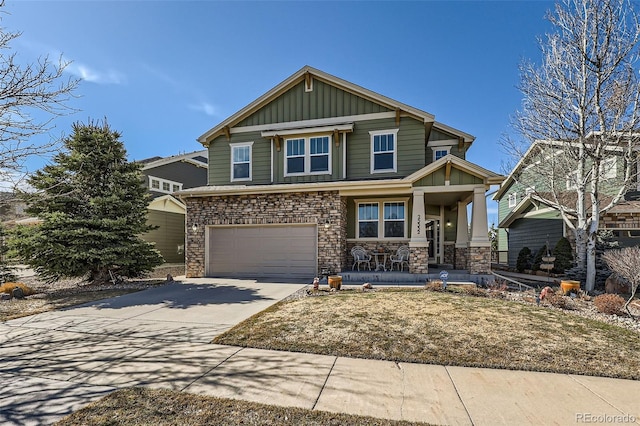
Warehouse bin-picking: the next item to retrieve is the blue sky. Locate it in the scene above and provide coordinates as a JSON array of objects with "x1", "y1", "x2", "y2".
[{"x1": 6, "y1": 0, "x2": 555, "y2": 223}]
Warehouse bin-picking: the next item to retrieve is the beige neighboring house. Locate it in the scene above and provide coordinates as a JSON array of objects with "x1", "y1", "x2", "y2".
[{"x1": 179, "y1": 66, "x2": 504, "y2": 280}]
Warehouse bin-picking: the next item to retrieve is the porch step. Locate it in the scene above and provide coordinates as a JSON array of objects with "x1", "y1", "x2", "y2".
[{"x1": 338, "y1": 271, "x2": 494, "y2": 285}]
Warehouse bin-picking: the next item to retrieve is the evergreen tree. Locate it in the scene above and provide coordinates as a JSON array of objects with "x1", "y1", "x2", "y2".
[
  {"x1": 531, "y1": 245, "x2": 548, "y2": 272},
  {"x1": 516, "y1": 247, "x2": 532, "y2": 273},
  {"x1": 0, "y1": 224, "x2": 16, "y2": 283},
  {"x1": 11, "y1": 120, "x2": 163, "y2": 282},
  {"x1": 552, "y1": 237, "x2": 573, "y2": 273}
]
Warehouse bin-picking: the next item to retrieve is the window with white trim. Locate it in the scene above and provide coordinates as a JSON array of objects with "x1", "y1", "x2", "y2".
[
  {"x1": 231, "y1": 142, "x2": 253, "y2": 181},
  {"x1": 148, "y1": 176, "x2": 183, "y2": 194},
  {"x1": 357, "y1": 200, "x2": 407, "y2": 239},
  {"x1": 508, "y1": 192, "x2": 517, "y2": 208},
  {"x1": 285, "y1": 136, "x2": 331, "y2": 176},
  {"x1": 370, "y1": 129, "x2": 398, "y2": 173},
  {"x1": 600, "y1": 157, "x2": 616, "y2": 180},
  {"x1": 433, "y1": 147, "x2": 450, "y2": 161}
]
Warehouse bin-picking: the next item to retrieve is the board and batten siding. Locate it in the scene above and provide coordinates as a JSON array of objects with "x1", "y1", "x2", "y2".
[
  {"x1": 346, "y1": 117, "x2": 425, "y2": 179},
  {"x1": 236, "y1": 80, "x2": 392, "y2": 127},
  {"x1": 507, "y1": 217, "x2": 563, "y2": 268},
  {"x1": 208, "y1": 131, "x2": 272, "y2": 185}
]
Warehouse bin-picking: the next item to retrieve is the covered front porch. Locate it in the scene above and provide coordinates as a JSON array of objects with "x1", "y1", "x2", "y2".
[{"x1": 340, "y1": 155, "x2": 500, "y2": 276}]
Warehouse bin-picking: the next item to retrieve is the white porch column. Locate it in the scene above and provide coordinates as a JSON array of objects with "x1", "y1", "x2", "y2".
[
  {"x1": 455, "y1": 200, "x2": 469, "y2": 247},
  {"x1": 410, "y1": 190, "x2": 428, "y2": 246},
  {"x1": 469, "y1": 186, "x2": 490, "y2": 246}
]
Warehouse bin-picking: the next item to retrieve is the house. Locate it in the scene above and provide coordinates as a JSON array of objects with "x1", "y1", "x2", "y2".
[
  {"x1": 180, "y1": 66, "x2": 503, "y2": 280},
  {"x1": 494, "y1": 138, "x2": 640, "y2": 268},
  {"x1": 138, "y1": 150, "x2": 208, "y2": 263}
]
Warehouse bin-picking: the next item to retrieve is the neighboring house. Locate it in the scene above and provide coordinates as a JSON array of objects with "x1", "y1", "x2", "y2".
[
  {"x1": 0, "y1": 192, "x2": 28, "y2": 224},
  {"x1": 138, "y1": 150, "x2": 208, "y2": 263},
  {"x1": 494, "y1": 139, "x2": 640, "y2": 268},
  {"x1": 180, "y1": 66, "x2": 503, "y2": 280}
]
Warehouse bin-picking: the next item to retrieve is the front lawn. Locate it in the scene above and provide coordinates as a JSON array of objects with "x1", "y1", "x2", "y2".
[
  {"x1": 214, "y1": 288, "x2": 640, "y2": 380},
  {"x1": 56, "y1": 388, "x2": 429, "y2": 426}
]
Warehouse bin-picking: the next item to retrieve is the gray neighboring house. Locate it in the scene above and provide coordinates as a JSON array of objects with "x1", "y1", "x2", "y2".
[{"x1": 139, "y1": 150, "x2": 208, "y2": 263}]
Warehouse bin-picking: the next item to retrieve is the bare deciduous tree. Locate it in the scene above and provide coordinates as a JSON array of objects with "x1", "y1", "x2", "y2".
[
  {"x1": 503, "y1": 0, "x2": 640, "y2": 292},
  {"x1": 0, "y1": 1, "x2": 79, "y2": 188},
  {"x1": 602, "y1": 247, "x2": 640, "y2": 316}
]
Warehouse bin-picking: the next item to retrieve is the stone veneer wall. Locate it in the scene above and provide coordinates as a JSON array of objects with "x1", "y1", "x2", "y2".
[
  {"x1": 455, "y1": 247, "x2": 468, "y2": 270},
  {"x1": 409, "y1": 246, "x2": 429, "y2": 274},
  {"x1": 444, "y1": 243, "x2": 455, "y2": 266},
  {"x1": 185, "y1": 191, "x2": 346, "y2": 278},
  {"x1": 468, "y1": 246, "x2": 491, "y2": 274}
]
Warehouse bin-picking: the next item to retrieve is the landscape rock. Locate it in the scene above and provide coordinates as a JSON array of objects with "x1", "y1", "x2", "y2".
[
  {"x1": 11, "y1": 287, "x2": 24, "y2": 299},
  {"x1": 1, "y1": 293, "x2": 10, "y2": 300}
]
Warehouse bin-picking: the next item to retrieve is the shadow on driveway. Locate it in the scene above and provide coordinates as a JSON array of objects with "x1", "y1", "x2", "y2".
[{"x1": 65, "y1": 283, "x2": 274, "y2": 311}]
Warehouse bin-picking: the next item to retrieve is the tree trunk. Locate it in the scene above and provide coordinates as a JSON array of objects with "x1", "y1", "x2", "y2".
[
  {"x1": 575, "y1": 227, "x2": 587, "y2": 272},
  {"x1": 585, "y1": 230, "x2": 597, "y2": 292}
]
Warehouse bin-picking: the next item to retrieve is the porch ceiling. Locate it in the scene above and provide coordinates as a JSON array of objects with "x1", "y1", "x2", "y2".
[{"x1": 423, "y1": 190, "x2": 472, "y2": 207}]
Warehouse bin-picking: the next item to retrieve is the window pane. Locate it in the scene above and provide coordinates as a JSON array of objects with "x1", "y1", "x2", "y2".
[
  {"x1": 359, "y1": 221, "x2": 378, "y2": 238},
  {"x1": 310, "y1": 137, "x2": 328, "y2": 154},
  {"x1": 384, "y1": 203, "x2": 404, "y2": 220},
  {"x1": 287, "y1": 157, "x2": 304, "y2": 174},
  {"x1": 172, "y1": 184, "x2": 180, "y2": 192},
  {"x1": 374, "y1": 152, "x2": 394, "y2": 170},
  {"x1": 162, "y1": 182, "x2": 170, "y2": 191},
  {"x1": 310, "y1": 155, "x2": 328, "y2": 172},
  {"x1": 287, "y1": 139, "x2": 305, "y2": 156},
  {"x1": 151, "y1": 180, "x2": 160, "y2": 189},
  {"x1": 233, "y1": 163, "x2": 249, "y2": 179},
  {"x1": 384, "y1": 221, "x2": 404, "y2": 238},
  {"x1": 358, "y1": 203, "x2": 378, "y2": 221},
  {"x1": 387, "y1": 134, "x2": 394, "y2": 151},
  {"x1": 435, "y1": 150, "x2": 447, "y2": 160},
  {"x1": 234, "y1": 146, "x2": 249, "y2": 162}
]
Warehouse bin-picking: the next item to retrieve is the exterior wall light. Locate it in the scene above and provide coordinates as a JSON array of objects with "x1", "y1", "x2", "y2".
[
  {"x1": 324, "y1": 219, "x2": 331, "y2": 229},
  {"x1": 191, "y1": 223, "x2": 198, "y2": 233}
]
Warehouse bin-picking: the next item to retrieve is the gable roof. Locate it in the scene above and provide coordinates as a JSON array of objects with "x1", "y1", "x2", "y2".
[
  {"x1": 406, "y1": 154, "x2": 504, "y2": 186},
  {"x1": 140, "y1": 150, "x2": 208, "y2": 171},
  {"x1": 197, "y1": 65, "x2": 474, "y2": 146}
]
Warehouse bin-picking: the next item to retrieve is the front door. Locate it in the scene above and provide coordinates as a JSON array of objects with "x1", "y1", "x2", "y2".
[{"x1": 425, "y1": 217, "x2": 441, "y2": 263}]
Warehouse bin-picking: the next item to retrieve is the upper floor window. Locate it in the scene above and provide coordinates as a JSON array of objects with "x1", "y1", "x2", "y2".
[
  {"x1": 508, "y1": 192, "x2": 517, "y2": 208},
  {"x1": 231, "y1": 142, "x2": 253, "y2": 181},
  {"x1": 285, "y1": 136, "x2": 331, "y2": 176},
  {"x1": 370, "y1": 129, "x2": 398, "y2": 173},
  {"x1": 148, "y1": 176, "x2": 182, "y2": 194},
  {"x1": 356, "y1": 200, "x2": 407, "y2": 239},
  {"x1": 433, "y1": 147, "x2": 450, "y2": 161}
]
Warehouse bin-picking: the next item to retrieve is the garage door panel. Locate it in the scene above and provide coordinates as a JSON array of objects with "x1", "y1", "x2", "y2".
[{"x1": 207, "y1": 225, "x2": 317, "y2": 279}]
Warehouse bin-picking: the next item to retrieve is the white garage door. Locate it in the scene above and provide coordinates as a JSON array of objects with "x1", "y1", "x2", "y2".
[{"x1": 206, "y1": 225, "x2": 317, "y2": 279}]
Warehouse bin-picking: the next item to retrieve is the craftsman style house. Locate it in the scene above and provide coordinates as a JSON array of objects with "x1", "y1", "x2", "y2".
[
  {"x1": 181, "y1": 66, "x2": 503, "y2": 279},
  {"x1": 494, "y1": 139, "x2": 640, "y2": 268},
  {"x1": 139, "y1": 150, "x2": 208, "y2": 263}
]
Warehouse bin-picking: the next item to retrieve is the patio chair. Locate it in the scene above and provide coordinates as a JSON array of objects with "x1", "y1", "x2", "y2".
[
  {"x1": 351, "y1": 246, "x2": 372, "y2": 271},
  {"x1": 389, "y1": 245, "x2": 410, "y2": 271}
]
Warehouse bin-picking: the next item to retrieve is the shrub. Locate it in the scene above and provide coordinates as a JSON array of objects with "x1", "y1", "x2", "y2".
[
  {"x1": 425, "y1": 280, "x2": 444, "y2": 291},
  {"x1": 552, "y1": 237, "x2": 573, "y2": 273},
  {"x1": 516, "y1": 247, "x2": 532, "y2": 272},
  {"x1": 463, "y1": 286, "x2": 487, "y2": 297},
  {"x1": 544, "y1": 293, "x2": 575, "y2": 310},
  {"x1": 593, "y1": 293, "x2": 626, "y2": 316}
]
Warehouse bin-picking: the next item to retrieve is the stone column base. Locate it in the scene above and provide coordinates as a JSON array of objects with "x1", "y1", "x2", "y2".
[
  {"x1": 410, "y1": 246, "x2": 429, "y2": 274},
  {"x1": 444, "y1": 243, "x2": 455, "y2": 265},
  {"x1": 455, "y1": 247, "x2": 468, "y2": 270},
  {"x1": 469, "y1": 246, "x2": 491, "y2": 274}
]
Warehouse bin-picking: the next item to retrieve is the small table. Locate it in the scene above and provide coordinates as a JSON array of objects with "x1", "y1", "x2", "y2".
[{"x1": 372, "y1": 252, "x2": 389, "y2": 271}]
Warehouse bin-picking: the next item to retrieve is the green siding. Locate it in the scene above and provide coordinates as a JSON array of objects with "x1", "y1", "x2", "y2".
[
  {"x1": 142, "y1": 210, "x2": 185, "y2": 264},
  {"x1": 347, "y1": 117, "x2": 425, "y2": 179},
  {"x1": 208, "y1": 132, "x2": 271, "y2": 185},
  {"x1": 508, "y1": 218, "x2": 563, "y2": 268},
  {"x1": 236, "y1": 80, "x2": 391, "y2": 126}
]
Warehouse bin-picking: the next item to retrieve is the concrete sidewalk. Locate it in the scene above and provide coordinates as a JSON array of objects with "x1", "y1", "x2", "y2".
[{"x1": 1, "y1": 279, "x2": 639, "y2": 425}]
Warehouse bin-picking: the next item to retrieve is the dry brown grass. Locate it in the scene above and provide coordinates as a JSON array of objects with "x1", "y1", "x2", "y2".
[
  {"x1": 56, "y1": 387, "x2": 430, "y2": 426},
  {"x1": 214, "y1": 288, "x2": 640, "y2": 380},
  {"x1": 0, "y1": 282, "x2": 35, "y2": 296}
]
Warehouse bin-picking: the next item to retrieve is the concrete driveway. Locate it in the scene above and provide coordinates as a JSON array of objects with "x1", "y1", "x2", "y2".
[{"x1": 0, "y1": 278, "x2": 306, "y2": 425}]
